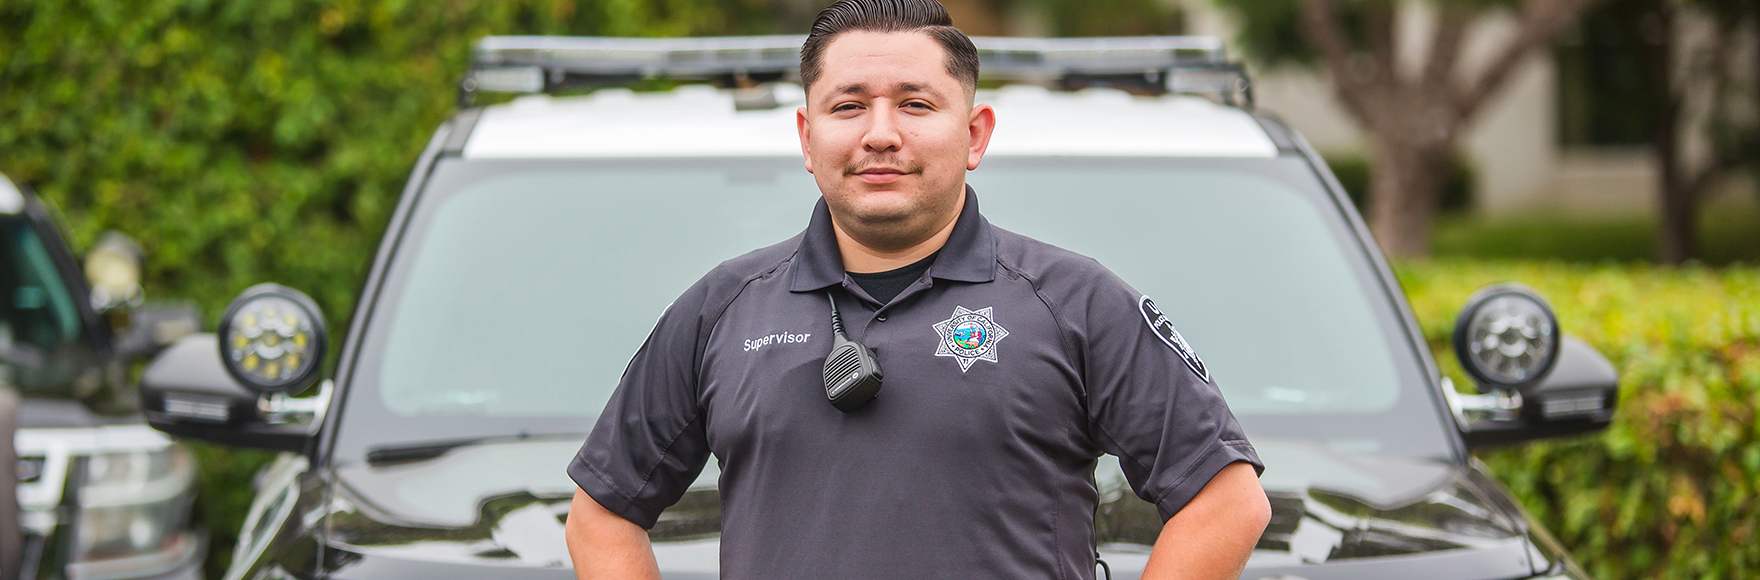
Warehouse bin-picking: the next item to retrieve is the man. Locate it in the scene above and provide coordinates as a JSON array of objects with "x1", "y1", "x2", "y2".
[{"x1": 565, "y1": 0, "x2": 1270, "y2": 578}]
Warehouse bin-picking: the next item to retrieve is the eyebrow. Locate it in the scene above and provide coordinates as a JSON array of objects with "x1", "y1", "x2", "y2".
[{"x1": 832, "y1": 81, "x2": 943, "y2": 99}]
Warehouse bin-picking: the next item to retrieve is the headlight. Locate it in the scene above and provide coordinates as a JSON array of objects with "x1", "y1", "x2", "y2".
[{"x1": 74, "y1": 445, "x2": 196, "y2": 564}]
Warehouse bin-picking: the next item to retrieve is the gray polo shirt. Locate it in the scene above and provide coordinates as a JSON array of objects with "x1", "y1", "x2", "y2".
[{"x1": 569, "y1": 187, "x2": 1261, "y2": 579}]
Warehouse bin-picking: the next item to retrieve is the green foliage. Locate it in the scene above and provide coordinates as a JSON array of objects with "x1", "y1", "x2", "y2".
[
  {"x1": 1323, "y1": 153, "x2": 1476, "y2": 214},
  {"x1": 0, "y1": 0, "x2": 776, "y2": 334},
  {"x1": 1208, "y1": 0, "x2": 1526, "y2": 69},
  {"x1": 1032, "y1": 0, "x2": 1183, "y2": 37},
  {"x1": 1398, "y1": 259, "x2": 1760, "y2": 580},
  {"x1": 186, "y1": 443, "x2": 275, "y2": 577},
  {"x1": 1205, "y1": 0, "x2": 1317, "y2": 68},
  {"x1": 0, "y1": 0, "x2": 778, "y2": 575},
  {"x1": 1432, "y1": 204, "x2": 1760, "y2": 265}
]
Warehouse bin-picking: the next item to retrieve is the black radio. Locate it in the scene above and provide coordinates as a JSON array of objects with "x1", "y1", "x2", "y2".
[{"x1": 823, "y1": 292, "x2": 883, "y2": 412}]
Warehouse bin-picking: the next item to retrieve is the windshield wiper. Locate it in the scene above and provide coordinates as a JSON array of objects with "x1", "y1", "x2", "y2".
[
  {"x1": 364, "y1": 431, "x2": 573, "y2": 467},
  {"x1": 365, "y1": 437, "x2": 496, "y2": 467}
]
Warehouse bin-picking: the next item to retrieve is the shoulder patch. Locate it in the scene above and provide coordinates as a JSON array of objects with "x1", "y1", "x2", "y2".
[{"x1": 1139, "y1": 296, "x2": 1210, "y2": 383}]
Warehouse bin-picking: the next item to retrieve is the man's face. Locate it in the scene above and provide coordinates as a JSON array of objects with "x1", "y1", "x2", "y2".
[{"x1": 797, "y1": 30, "x2": 995, "y2": 243}]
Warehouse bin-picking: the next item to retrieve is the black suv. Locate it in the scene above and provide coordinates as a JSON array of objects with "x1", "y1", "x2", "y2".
[
  {"x1": 0, "y1": 172, "x2": 205, "y2": 580},
  {"x1": 138, "y1": 36, "x2": 1613, "y2": 580}
]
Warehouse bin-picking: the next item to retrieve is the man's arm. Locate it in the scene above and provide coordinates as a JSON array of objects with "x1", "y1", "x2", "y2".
[
  {"x1": 1141, "y1": 462, "x2": 1270, "y2": 580},
  {"x1": 566, "y1": 488, "x2": 661, "y2": 580}
]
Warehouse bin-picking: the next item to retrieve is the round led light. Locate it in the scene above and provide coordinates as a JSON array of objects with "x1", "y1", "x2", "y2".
[
  {"x1": 217, "y1": 284, "x2": 327, "y2": 393},
  {"x1": 1452, "y1": 284, "x2": 1559, "y2": 392}
]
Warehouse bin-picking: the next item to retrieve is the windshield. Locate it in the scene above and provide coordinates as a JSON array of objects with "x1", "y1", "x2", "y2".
[
  {"x1": 0, "y1": 214, "x2": 100, "y2": 395},
  {"x1": 334, "y1": 156, "x2": 1448, "y2": 462}
]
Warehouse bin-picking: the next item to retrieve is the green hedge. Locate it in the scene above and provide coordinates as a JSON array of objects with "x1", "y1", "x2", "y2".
[
  {"x1": 0, "y1": 1, "x2": 775, "y2": 576},
  {"x1": 0, "y1": 0, "x2": 775, "y2": 335},
  {"x1": 1432, "y1": 206, "x2": 1760, "y2": 266},
  {"x1": 1398, "y1": 260, "x2": 1760, "y2": 580}
]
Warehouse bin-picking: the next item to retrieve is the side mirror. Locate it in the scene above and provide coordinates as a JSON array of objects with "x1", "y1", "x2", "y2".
[
  {"x1": 114, "y1": 301, "x2": 203, "y2": 361},
  {"x1": 1447, "y1": 284, "x2": 1619, "y2": 448},
  {"x1": 139, "y1": 284, "x2": 330, "y2": 453},
  {"x1": 84, "y1": 231, "x2": 145, "y2": 313}
]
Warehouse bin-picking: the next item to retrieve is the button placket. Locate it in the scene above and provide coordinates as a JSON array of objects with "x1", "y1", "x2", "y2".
[{"x1": 869, "y1": 275, "x2": 931, "y2": 325}]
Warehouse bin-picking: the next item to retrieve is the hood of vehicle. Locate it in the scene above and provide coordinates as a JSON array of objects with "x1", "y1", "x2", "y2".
[
  {"x1": 1213, "y1": 440, "x2": 1546, "y2": 579},
  {"x1": 321, "y1": 437, "x2": 1544, "y2": 580}
]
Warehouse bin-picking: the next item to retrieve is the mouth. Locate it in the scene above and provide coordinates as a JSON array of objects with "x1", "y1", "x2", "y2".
[{"x1": 848, "y1": 166, "x2": 914, "y2": 185}]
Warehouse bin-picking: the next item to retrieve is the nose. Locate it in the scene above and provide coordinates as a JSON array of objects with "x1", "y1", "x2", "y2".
[{"x1": 860, "y1": 102, "x2": 903, "y2": 153}]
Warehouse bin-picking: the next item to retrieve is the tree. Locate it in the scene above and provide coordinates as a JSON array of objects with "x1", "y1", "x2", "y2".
[
  {"x1": 1644, "y1": 0, "x2": 1758, "y2": 264},
  {"x1": 1214, "y1": 0, "x2": 1605, "y2": 258}
]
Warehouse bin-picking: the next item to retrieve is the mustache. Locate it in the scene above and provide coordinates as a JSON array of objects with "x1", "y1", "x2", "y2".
[{"x1": 843, "y1": 157, "x2": 923, "y2": 176}]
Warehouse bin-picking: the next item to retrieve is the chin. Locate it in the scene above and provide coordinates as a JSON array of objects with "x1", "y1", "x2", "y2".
[
  {"x1": 835, "y1": 188, "x2": 918, "y2": 217},
  {"x1": 844, "y1": 203, "x2": 917, "y2": 227}
]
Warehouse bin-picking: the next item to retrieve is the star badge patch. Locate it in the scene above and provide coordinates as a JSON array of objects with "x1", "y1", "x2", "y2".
[{"x1": 932, "y1": 305, "x2": 1010, "y2": 372}]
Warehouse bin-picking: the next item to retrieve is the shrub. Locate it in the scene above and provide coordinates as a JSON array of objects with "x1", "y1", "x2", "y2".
[
  {"x1": 0, "y1": 1, "x2": 776, "y2": 576},
  {"x1": 0, "y1": 0, "x2": 775, "y2": 335},
  {"x1": 1398, "y1": 259, "x2": 1760, "y2": 580},
  {"x1": 1431, "y1": 205, "x2": 1760, "y2": 266}
]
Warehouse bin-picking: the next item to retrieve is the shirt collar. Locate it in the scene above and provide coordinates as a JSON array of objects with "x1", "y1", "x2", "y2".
[{"x1": 789, "y1": 185, "x2": 996, "y2": 293}]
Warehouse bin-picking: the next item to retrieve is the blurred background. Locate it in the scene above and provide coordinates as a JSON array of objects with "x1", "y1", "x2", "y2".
[{"x1": 0, "y1": 0, "x2": 1756, "y2": 578}]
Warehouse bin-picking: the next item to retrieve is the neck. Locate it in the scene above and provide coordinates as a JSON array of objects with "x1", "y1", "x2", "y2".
[{"x1": 832, "y1": 191, "x2": 965, "y2": 274}]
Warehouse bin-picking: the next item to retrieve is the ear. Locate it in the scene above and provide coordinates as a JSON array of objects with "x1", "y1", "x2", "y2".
[
  {"x1": 966, "y1": 103, "x2": 997, "y2": 171},
  {"x1": 797, "y1": 106, "x2": 814, "y2": 174}
]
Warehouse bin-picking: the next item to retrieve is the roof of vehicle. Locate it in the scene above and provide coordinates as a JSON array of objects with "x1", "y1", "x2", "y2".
[
  {"x1": 0, "y1": 173, "x2": 24, "y2": 214},
  {"x1": 460, "y1": 83, "x2": 1281, "y2": 160}
]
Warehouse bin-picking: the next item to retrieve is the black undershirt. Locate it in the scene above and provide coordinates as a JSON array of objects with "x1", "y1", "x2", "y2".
[{"x1": 847, "y1": 251, "x2": 938, "y2": 304}]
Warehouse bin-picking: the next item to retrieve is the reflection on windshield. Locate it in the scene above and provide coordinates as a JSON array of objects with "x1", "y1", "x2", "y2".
[
  {"x1": 360, "y1": 157, "x2": 1444, "y2": 457},
  {"x1": 972, "y1": 166, "x2": 1402, "y2": 415},
  {"x1": 376, "y1": 165, "x2": 821, "y2": 418}
]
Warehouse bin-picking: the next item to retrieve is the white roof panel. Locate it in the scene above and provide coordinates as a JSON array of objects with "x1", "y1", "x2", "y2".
[
  {"x1": 462, "y1": 84, "x2": 1277, "y2": 160},
  {"x1": 0, "y1": 174, "x2": 23, "y2": 214}
]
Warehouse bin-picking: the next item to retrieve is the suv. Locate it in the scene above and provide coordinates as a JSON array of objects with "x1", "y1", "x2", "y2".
[
  {"x1": 0, "y1": 173, "x2": 205, "y2": 580},
  {"x1": 138, "y1": 36, "x2": 1615, "y2": 580}
]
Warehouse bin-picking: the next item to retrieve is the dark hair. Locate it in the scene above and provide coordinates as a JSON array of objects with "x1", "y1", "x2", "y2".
[{"x1": 799, "y1": 0, "x2": 980, "y2": 96}]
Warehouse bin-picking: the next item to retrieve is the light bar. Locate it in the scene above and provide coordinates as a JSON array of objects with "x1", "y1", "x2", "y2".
[
  {"x1": 473, "y1": 35, "x2": 806, "y2": 83},
  {"x1": 462, "y1": 35, "x2": 1249, "y2": 106},
  {"x1": 973, "y1": 36, "x2": 1225, "y2": 77}
]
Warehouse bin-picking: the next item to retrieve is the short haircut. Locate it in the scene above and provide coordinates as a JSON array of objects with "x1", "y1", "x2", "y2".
[{"x1": 798, "y1": 0, "x2": 980, "y2": 97}]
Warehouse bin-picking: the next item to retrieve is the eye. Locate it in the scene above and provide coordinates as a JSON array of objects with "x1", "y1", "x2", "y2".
[
  {"x1": 903, "y1": 101, "x2": 933, "y2": 111},
  {"x1": 833, "y1": 102, "x2": 863, "y2": 113}
]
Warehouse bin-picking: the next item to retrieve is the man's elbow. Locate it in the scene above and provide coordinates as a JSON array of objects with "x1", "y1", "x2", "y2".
[
  {"x1": 1216, "y1": 461, "x2": 1271, "y2": 539},
  {"x1": 566, "y1": 488, "x2": 660, "y2": 580},
  {"x1": 566, "y1": 488, "x2": 632, "y2": 546},
  {"x1": 1240, "y1": 478, "x2": 1271, "y2": 537}
]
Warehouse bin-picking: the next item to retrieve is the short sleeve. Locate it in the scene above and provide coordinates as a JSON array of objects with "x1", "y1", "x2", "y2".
[
  {"x1": 1079, "y1": 275, "x2": 1262, "y2": 522},
  {"x1": 567, "y1": 280, "x2": 714, "y2": 529}
]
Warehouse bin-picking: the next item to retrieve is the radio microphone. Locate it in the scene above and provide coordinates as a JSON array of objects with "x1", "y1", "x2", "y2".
[{"x1": 823, "y1": 292, "x2": 883, "y2": 412}]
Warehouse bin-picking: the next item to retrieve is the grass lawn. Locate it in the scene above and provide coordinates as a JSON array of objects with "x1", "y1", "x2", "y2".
[{"x1": 1430, "y1": 203, "x2": 1760, "y2": 265}]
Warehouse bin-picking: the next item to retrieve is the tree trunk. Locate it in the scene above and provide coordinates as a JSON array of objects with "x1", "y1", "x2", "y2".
[
  {"x1": 1651, "y1": 2, "x2": 1697, "y2": 264},
  {"x1": 1656, "y1": 132, "x2": 1698, "y2": 265},
  {"x1": 1367, "y1": 131, "x2": 1450, "y2": 259}
]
